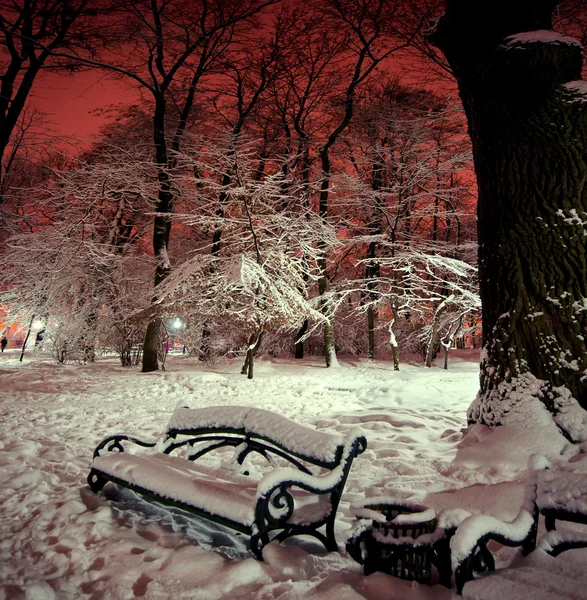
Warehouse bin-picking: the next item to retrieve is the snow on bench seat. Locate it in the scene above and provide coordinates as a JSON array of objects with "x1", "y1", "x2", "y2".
[
  {"x1": 536, "y1": 470, "x2": 587, "y2": 516},
  {"x1": 93, "y1": 452, "x2": 332, "y2": 528},
  {"x1": 166, "y1": 406, "x2": 346, "y2": 466}
]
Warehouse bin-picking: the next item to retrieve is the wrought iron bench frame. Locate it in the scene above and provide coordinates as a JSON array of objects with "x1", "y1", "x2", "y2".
[
  {"x1": 87, "y1": 408, "x2": 367, "y2": 559},
  {"x1": 452, "y1": 465, "x2": 587, "y2": 594}
]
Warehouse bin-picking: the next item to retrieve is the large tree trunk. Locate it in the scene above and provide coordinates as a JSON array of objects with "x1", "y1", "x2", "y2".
[
  {"x1": 430, "y1": 1, "x2": 587, "y2": 431},
  {"x1": 142, "y1": 96, "x2": 173, "y2": 372}
]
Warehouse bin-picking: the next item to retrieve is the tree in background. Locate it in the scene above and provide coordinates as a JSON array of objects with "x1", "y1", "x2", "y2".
[
  {"x1": 195, "y1": 19, "x2": 288, "y2": 361},
  {"x1": 0, "y1": 139, "x2": 155, "y2": 364},
  {"x1": 340, "y1": 81, "x2": 474, "y2": 362},
  {"x1": 264, "y1": 8, "x2": 345, "y2": 359},
  {"x1": 310, "y1": 0, "x2": 433, "y2": 368},
  {"x1": 0, "y1": 0, "x2": 486, "y2": 371},
  {"x1": 157, "y1": 143, "x2": 332, "y2": 376},
  {"x1": 0, "y1": 0, "x2": 104, "y2": 193},
  {"x1": 54, "y1": 0, "x2": 282, "y2": 372},
  {"x1": 429, "y1": 0, "x2": 587, "y2": 439}
]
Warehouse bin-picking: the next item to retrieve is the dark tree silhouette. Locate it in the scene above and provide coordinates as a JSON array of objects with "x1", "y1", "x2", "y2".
[
  {"x1": 0, "y1": 0, "x2": 96, "y2": 190},
  {"x1": 429, "y1": 0, "x2": 587, "y2": 432}
]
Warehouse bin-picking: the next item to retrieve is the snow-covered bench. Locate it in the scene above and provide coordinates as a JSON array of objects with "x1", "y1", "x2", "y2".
[
  {"x1": 451, "y1": 457, "x2": 587, "y2": 594},
  {"x1": 87, "y1": 405, "x2": 367, "y2": 558}
]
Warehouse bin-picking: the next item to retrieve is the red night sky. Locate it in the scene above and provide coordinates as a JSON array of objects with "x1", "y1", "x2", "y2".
[{"x1": 32, "y1": 69, "x2": 136, "y2": 142}]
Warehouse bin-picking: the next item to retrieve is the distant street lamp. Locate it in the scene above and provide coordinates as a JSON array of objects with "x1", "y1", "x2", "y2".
[
  {"x1": 31, "y1": 318, "x2": 44, "y2": 331},
  {"x1": 171, "y1": 317, "x2": 184, "y2": 331}
]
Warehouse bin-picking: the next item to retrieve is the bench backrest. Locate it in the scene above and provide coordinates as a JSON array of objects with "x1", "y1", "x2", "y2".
[{"x1": 165, "y1": 405, "x2": 352, "y2": 470}]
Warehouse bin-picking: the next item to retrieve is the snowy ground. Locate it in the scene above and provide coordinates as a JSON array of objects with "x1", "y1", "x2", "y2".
[{"x1": 1, "y1": 350, "x2": 587, "y2": 599}]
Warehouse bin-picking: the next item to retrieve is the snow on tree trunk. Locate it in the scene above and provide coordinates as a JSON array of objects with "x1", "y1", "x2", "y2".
[
  {"x1": 318, "y1": 240, "x2": 337, "y2": 367},
  {"x1": 389, "y1": 316, "x2": 400, "y2": 371},
  {"x1": 323, "y1": 320, "x2": 339, "y2": 368},
  {"x1": 442, "y1": 314, "x2": 464, "y2": 371},
  {"x1": 367, "y1": 304, "x2": 375, "y2": 362},
  {"x1": 241, "y1": 330, "x2": 264, "y2": 379},
  {"x1": 430, "y1": 1, "x2": 587, "y2": 432},
  {"x1": 425, "y1": 294, "x2": 455, "y2": 368}
]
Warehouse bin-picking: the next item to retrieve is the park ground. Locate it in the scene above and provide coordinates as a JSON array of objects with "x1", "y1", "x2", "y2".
[{"x1": 1, "y1": 350, "x2": 586, "y2": 599}]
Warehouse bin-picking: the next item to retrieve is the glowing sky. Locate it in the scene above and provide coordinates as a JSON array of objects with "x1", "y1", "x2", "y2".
[{"x1": 32, "y1": 70, "x2": 137, "y2": 142}]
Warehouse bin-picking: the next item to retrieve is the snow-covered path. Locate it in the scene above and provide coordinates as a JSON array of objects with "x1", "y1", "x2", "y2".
[{"x1": 0, "y1": 351, "x2": 582, "y2": 599}]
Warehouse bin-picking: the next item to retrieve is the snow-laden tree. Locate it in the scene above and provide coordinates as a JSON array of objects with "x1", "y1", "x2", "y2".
[
  {"x1": 328, "y1": 83, "x2": 475, "y2": 362},
  {"x1": 0, "y1": 144, "x2": 156, "y2": 364},
  {"x1": 57, "y1": 0, "x2": 283, "y2": 372},
  {"x1": 429, "y1": 0, "x2": 587, "y2": 439},
  {"x1": 326, "y1": 241, "x2": 480, "y2": 369},
  {"x1": 155, "y1": 142, "x2": 335, "y2": 376}
]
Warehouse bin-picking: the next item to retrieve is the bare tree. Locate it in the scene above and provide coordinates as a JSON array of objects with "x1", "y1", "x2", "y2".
[
  {"x1": 54, "y1": 0, "x2": 282, "y2": 371},
  {"x1": 0, "y1": 0, "x2": 101, "y2": 190},
  {"x1": 311, "y1": 0, "x2": 431, "y2": 367},
  {"x1": 0, "y1": 139, "x2": 155, "y2": 363},
  {"x1": 265, "y1": 8, "x2": 346, "y2": 359}
]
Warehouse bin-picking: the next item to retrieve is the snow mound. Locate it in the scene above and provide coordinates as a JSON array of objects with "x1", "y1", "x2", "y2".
[
  {"x1": 563, "y1": 81, "x2": 587, "y2": 104},
  {"x1": 504, "y1": 30, "x2": 582, "y2": 47}
]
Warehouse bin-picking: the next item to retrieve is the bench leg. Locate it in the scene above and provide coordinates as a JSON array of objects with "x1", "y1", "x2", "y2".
[
  {"x1": 325, "y1": 519, "x2": 338, "y2": 552},
  {"x1": 522, "y1": 520, "x2": 538, "y2": 555},
  {"x1": 251, "y1": 524, "x2": 336, "y2": 560},
  {"x1": 545, "y1": 514, "x2": 556, "y2": 531},
  {"x1": 249, "y1": 531, "x2": 270, "y2": 560},
  {"x1": 88, "y1": 470, "x2": 107, "y2": 493}
]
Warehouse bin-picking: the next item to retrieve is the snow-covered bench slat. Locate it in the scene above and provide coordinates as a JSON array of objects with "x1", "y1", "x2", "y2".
[
  {"x1": 535, "y1": 470, "x2": 587, "y2": 533},
  {"x1": 164, "y1": 406, "x2": 349, "y2": 469},
  {"x1": 87, "y1": 406, "x2": 367, "y2": 558}
]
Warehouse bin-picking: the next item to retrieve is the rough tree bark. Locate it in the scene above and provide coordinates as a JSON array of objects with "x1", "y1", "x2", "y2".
[
  {"x1": 142, "y1": 96, "x2": 173, "y2": 372},
  {"x1": 429, "y1": 0, "x2": 587, "y2": 431}
]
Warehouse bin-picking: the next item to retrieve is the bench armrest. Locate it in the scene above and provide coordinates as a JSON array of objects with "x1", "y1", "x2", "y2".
[
  {"x1": 255, "y1": 429, "x2": 366, "y2": 505},
  {"x1": 92, "y1": 434, "x2": 157, "y2": 459},
  {"x1": 257, "y1": 465, "x2": 345, "y2": 499},
  {"x1": 537, "y1": 529, "x2": 587, "y2": 557},
  {"x1": 252, "y1": 464, "x2": 348, "y2": 555},
  {"x1": 451, "y1": 508, "x2": 536, "y2": 594}
]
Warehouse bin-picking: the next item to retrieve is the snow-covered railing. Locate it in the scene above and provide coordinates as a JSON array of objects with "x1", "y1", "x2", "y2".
[{"x1": 87, "y1": 405, "x2": 367, "y2": 559}]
